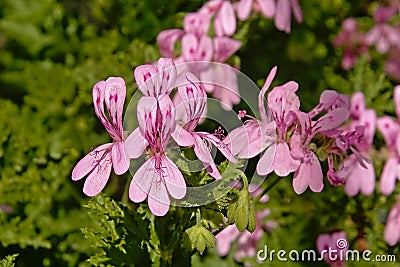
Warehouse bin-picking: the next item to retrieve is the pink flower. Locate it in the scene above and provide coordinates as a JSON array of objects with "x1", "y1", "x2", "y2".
[
  {"x1": 235, "y1": 0, "x2": 275, "y2": 20},
  {"x1": 340, "y1": 92, "x2": 376, "y2": 196},
  {"x1": 72, "y1": 77, "x2": 130, "y2": 196},
  {"x1": 172, "y1": 74, "x2": 237, "y2": 178},
  {"x1": 127, "y1": 95, "x2": 186, "y2": 216},
  {"x1": 180, "y1": 33, "x2": 214, "y2": 73},
  {"x1": 386, "y1": 48, "x2": 400, "y2": 81},
  {"x1": 333, "y1": 18, "x2": 368, "y2": 70},
  {"x1": 183, "y1": 12, "x2": 211, "y2": 38},
  {"x1": 222, "y1": 67, "x2": 278, "y2": 173},
  {"x1": 377, "y1": 85, "x2": 400, "y2": 195},
  {"x1": 200, "y1": 0, "x2": 236, "y2": 36},
  {"x1": 317, "y1": 231, "x2": 348, "y2": 267},
  {"x1": 384, "y1": 198, "x2": 400, "y2": 246},
  {"x1": 365, "y1": 6, "x2": 400, "y2": 54},
  {"x1": 134, "y1": 58, "x2": 177, "y2": 98},
  {"x1": 274, "y1": 0, "x2": 303, "y2": 33}
]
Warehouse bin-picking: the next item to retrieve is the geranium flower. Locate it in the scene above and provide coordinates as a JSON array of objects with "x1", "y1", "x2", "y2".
[
  {"x1": 72, "y1": 77, "x2": 130, "y2": 196},
  {"x1": 127, "y1": 95, "x2": 186, "y2": 216},
  {"x1": 317, "y1": 231, "x2": 348, "y2": 267},
  {"x1": 235, "y1": 0, "x2": 275, "y2": 21},
  {"x1": 384, "y1": 198, "x2": 400, "y2": 246},
  {"x1": 200, "y1": 0, "x2": 236, "y2": 36},
  {"x1": 274, "y1": 0, "x2": 303, "y2": 33}
]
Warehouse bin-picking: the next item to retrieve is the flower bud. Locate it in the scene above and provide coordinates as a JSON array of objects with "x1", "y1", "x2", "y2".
[
  {"x1": 183, "y1": 225, "x2": 215, "y2": 254},
  {"x1": 228, "y1": 189, "x2": 256, "y2": 232}
]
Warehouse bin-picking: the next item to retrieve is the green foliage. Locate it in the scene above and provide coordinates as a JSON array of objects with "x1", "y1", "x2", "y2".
[
  {"x1": 82, "y1": 195, "x2": 151, "y2": 266},
  {"x1": 0, "y1": 254, "x2": 18, "y2": 267}
]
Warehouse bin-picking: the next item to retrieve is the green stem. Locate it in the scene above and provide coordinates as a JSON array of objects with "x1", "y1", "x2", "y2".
[{"x1": 255, "y1": 174, "x2": 281, "y2": 202}]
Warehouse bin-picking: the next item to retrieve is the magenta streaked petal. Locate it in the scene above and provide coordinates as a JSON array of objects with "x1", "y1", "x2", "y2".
[
  {"x1": 104, "y1": 77, "x2": 126, "y2": 137},
  {"x1": 157, "y1": 58, "x2": 177, "y2": 95},
  {"x1": 193, "y1": 134, "x2": 213, "y2": 163},
  {"x1": 72, "y1": 143, "x2": 113, "y2": 181},
  {"x1": 134, "y1": 64, "x2": 158, "y2": 96},
  {"x1": 157, "y1": 29, "x2": 184, "y2": 58},
  {"x1": 204, "y1": 160, "x2": 222, "y2": 179},
  {"x1": 83, "y1": 152, "x2": 112, "y2": 197},
  {"x1": 213, "y1": 37, "x2": 242, "y2": 63}
]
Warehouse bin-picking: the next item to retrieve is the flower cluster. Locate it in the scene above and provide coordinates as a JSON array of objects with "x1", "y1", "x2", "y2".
[{"x1": 334, "y1": 2, "x2": 400, "y2": 80}]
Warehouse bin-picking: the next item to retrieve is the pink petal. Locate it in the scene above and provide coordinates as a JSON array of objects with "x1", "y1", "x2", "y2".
[
  {"x1": 223, "y1": 126, "x2": 247, "y2": 156},
  {"x1": 256, "y1": 144, "x2": 276, "y2": 175},
  {"x1": 377, "y1": 116, "x2": 400, "y2": 151},
  {"x1": 129, "y1": 158, "x2": 154, "y2": 203},
  {"x1": 157, "y1": 58, "x2": 177, "y2": 95},
  {"x1": 360, "y1": 161, "x2": 376, "y2": 196},
  {"x1": 72, "y1": 143, "x2": 112, "y2": 181},
  {"x1": 293, "y1": 152, "x2": 323, "y2": 194},
  {"x1": 236, "y1": 0, "x2": 253, "y2": 20},
  {"x1": 171, "y1": 124, "x2": 194, "y2": 147},
  {"x1": 162, "y1": 156, "x2": 187, "y2": 199},
  {"x1": 157, "y1": 29, "x2": 184, "y2": 58},
  {"x1": 384, "y1": 204, "x2": 400, "y2": 246},
  {"x1": 219, "y1": 1, "x2": 236, "y2": 36},
  {"x1": 315, "y1": 107, "x2": 349, "y2": 133},
  {"x1": 257, "y1": 0, "x2": 275, "y2": 18},
  {"x1": 213, "y1": 37, "x2": 242, "y2": 63},
  {"x1": 259, "y1": 66, "x2": 277, "y2": 124},
  {"x1": 124, "y1": 127, "x2": 148, "y2": 159},
  {"x1": 134, "y1": 64, "x2": 157, "y2": 96},
  {"x1": 316, "y1": 233, "x2": 332, "y2": 253},
  {"x1": 193, "y1": 134, "x2": 214, "y2": 163},
  {"x1": 290, "y1": 0, "x2": 302, "y2": 22},
  {"x1": 275, "y1": 0, "x2": 291, "y2": 33},
  {"x1": 104, "y1": 77, "x2": 126, "y2": 138},
  {"x1": 181, "y1": 33, "x2": 198, "y2": 62},
  {"x1": 198, "y1": 35, "x2": 214, "y2": 61},
  {"x1": 350, "y1": 92, "x2": 366, "y2": 119},
  {"x1": 216, "y1": 225, "x2": 240, "y2": 256},
  {"x1": 183, "y1": 12, "x2": 211, "y2": 36},
  {"x1": 204, "y1": 161, "x2": 222, "y2": 179},
  {"x1": 148, "y1": 179, "x2": 170, "y2": 216},
  {"x1": 111, "y1": 142, "x2": 129, "y2": 175},
  {"x1": 83, "y1": 151, "x2": 112, "y2": 197},
  {"x1": 273, "y1": 142, "x2": 300, "y2": 177},
  {"x1": 205, "y1": 134, "x2": 237, "y2": 163},
  {"x1": 380, "y1": 156, "x2": 400, "y2": 195},
  {"x1": 136, "y1": 96, "x2": 158, "y2": 137}
]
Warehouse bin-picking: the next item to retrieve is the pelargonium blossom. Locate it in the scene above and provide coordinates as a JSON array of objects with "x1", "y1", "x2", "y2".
[
  {"x1": 127, "y1": 95, "x2": 186, "y2": 216},
  {"x1": 172, "y1": 73, "x2": 237, "y2": 178},
  {"x1": 365, "y1": 6, "x2": 400, "y2": 54},
  {"x1": 72, "y1": 77, "x2": 130, "y2": 196},
  {"x1": 340, "y1": 92, "x2": 376, "y2": 197},
  {"x1": 222, "y1": 67, "x2": 277, "y2": 173},
  {"x1": 377, "y1": 85, "x2": 400, "y2": 195}
]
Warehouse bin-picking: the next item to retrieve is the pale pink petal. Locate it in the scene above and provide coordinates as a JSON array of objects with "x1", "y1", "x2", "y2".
[
  {"x1": 216, "y1": 225, "x2": 240, "y2": 256},
  {"x1": 257, "y1": 0, "x2": 275, "y2": 18},
  {"x1": 273, "y1": 142, "x2": 300, "y2": 177},
  {"x1": 219, "y1": 1, "x2": 236, "y2": 36},
  {"x1": 380, "y1": 156, "x2": 400, "y2": 195},
  {"x1": 72, "y1": 143, "x2": 112, "y2": 181},
  {"x1": 360, "y1": 161, "x2": 376, "y2": 196},
  {"x1": 183, "y1": 13, "x2": 211, "y2": 36},
  {"x1": 83, "y1": 152, "x2": 112, "y2": 197},
  {"x1": 275, "y1": 0, "x2": 291, "y2": 33},
  {"x1": 193, "y1": 134, "x2": 214, "y2": 163},
  {"x1": 316, "y1": 233, "x2": 331, "y2": 253},
  {"x1": 365, "y1": 27, "x2": 380, "y2": 46},
  {"x1": 290, "y1": 0, "x2": 302, "y2": 22},
  {"x1": 157, "y1": 58, "x2": 177, "y2": 95},
  {"x1": 377, "y1": 116, "x2": 400, "y2": 151},
  {"x1": 315, "y1": 107, "x2": 349, "y2": 133},
  {"x1": 198, "y1": 35, "x2": 214, "y2": 61},
  {"x1": 104, "y1": 77, "x2": 126, "y2": 137},
  {"x1": 236, "y1": 0, "x2": 253, "y2": 20},
  {"x1": 157, "y1": 94, "x2": 176, "y2": 146},
  {"x1": 343, "y1": 156, "x2": 361, "y2": 197},
  {"x1": 148, "y1": 180, "x2": 170, "y2": 216},
  {"x1": 205, "y1": 134, "x2": 237, "y2": 163},
  {"x1": 256, "y1": 144, "x2": 276, "y2": 175},
  {"x1": 111, "y1": 142, "x2": 129, "y2": 175},
  {"x1": 171, "y1": 124, "x2": 194, "y2": 147},
  {"x1": 134, "y1": 64, "x2": 158, "y2": 96},
  {"x1": 350, "y1": 92, "x2": 365, "y2": 119},
  {"x1": 124, "y1": 127, "x2": 148, "y2": 159},
  {"x1": 223, "y1": 125, "x2": 247, "y2": 156},
  {"x1": 213, "y1": 37, "x2": 242, "y2": 63},
  {"x1": 162, "y1": 156, "x2": 187, "y2": 199},
  {"x1": 129, "y1": 158, "x2": 154, "y2": 203},
  {"x1": 181, "y1": 33, "x2": 198, "y2": 62},
  {"x1": 384, "y1": 204, "x2": 400, "y2": 246},
  {"x1": 293, "y1": 152, "x2": 323, "y2": 194},
  {"x1": 259, "y1": 66, "x2": 277, "y2": 124},
  {"x1": 157, "y1": 29, "x2": 184, "y2": 58}
]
